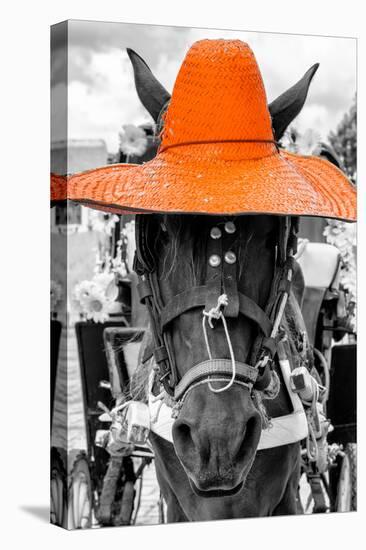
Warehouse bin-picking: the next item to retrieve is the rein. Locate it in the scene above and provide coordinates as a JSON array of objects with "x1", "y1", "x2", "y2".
[{"x1": 134, "y1": 214, "x2": 299, "y2": 407}]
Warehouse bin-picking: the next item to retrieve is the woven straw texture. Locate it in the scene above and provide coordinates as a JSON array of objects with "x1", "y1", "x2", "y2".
[
  {"x1": 66, "y1": 39, "x2": 356, "y2": 221},
  {"x1": 50, "y1": 173, "x2": 67, "y2": 203}
]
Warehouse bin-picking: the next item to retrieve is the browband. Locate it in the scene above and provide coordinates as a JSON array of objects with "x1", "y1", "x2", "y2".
[{"x1": 137, "y1": 282, "x2": 273, "y2": 337}]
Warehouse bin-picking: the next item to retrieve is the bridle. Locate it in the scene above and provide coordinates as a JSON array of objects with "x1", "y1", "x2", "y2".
[{"x1": 134, "y1": 214, "x2": 298, "y2": 404}]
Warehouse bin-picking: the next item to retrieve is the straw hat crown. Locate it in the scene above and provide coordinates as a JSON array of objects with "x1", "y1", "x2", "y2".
[{"x1": 161, "y1": 40, "x2": 274, "y2": 155}]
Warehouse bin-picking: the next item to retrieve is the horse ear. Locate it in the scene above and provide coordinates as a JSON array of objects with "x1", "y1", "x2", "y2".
[
  {"x1": 126, "y1": 48, "x2": 171, "y2": 122},
  {"x1": 269, "y1": 64, "x2": 319, "y2": 141}
]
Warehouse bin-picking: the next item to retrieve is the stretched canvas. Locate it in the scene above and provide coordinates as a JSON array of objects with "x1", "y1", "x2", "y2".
[{"x1": 50, "y1": 19, "x2": 357, "y2": 529}]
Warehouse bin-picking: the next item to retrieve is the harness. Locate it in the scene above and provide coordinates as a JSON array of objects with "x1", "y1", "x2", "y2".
[{"x1": 134, "y1": 214, "x2": 299, "y2": 405}]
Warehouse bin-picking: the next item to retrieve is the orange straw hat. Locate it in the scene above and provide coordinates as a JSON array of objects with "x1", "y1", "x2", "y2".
[
  {"x1": 67, "y1": 39, "x2": 356, "y2": 221},
  {"x1": 50, "y1": 173, "x2": 67, "y2": 205}
]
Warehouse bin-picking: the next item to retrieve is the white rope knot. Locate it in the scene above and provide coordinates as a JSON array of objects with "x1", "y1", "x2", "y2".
[
  {"x1": 203, "y1": 293, "x2": 229, "y2": 328},
  {"x1": 202, "y1": 294, "x2": 237, "y2": 393}
]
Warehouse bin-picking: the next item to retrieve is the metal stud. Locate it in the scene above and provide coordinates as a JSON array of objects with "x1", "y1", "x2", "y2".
[
  {"x1": 224, "y1": 251, "x2": 236, "y2": 264},
  {"x1": 224, "y1": 221, "x2": 236, "y2": 234},
  {"x1": 209, "y1": 254, "x2": 221, "y2": 267},
  {"x1": 210, "y1": 226, "x2": 222, "y2": 240}
]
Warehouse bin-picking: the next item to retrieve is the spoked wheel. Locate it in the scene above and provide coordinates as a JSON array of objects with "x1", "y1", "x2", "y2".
[
  {"x1": 336, "y1": 443, "x2": 357, "y2": 512},
  {"x1": 50, "y1": 448, "x2": 67, "y2": 527},
  {"x1": 68, "y1": 453, "x2": 93, "y2": 529}
]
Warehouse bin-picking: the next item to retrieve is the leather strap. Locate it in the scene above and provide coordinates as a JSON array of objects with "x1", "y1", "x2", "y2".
[
  {"x1": 307, "y1": 473, "x2": 328, "y2": 513},
  {"x1": 278, "y1": 217, "x2": 290, "y2": 266},
  {"x1": 153, "y1": 345, "x2": 169, "y2": 363},
  {"x1": 222, "y1": 227, "x2": 239, "y2": 317},
  {"x1": 174, "y1": 359, "x2": 258, "y2": 400},
  {"x1": 253, "y1": 364, "x2": 272, "y2": 391},
  {"x1": 137, "y1": 279, "x2": 153, "y2": 303},
  {"x1": 238, "y1": 293, "x2": 272, "y2": 336},
  {"x1": 205, "y1": 223, "x2": 222, "y2": 311},
  {"x1": 135, "y1": 215, "x2": 156, "y2": 274},
  {"x1": 159, "y1": 287, "x2": 272, "y2": 336}
]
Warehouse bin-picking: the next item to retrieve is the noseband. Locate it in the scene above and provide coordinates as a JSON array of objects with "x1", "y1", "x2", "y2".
[{"x1": 134, "y1": 215, "x2": 298, "y2": 402}]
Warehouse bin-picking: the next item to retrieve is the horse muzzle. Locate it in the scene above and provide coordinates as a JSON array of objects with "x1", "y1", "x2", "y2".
[
  {"x1": 189, "y1": 477, "x2": 244, "y2": 498},
  {"x1": 172, "y1": 383, "x2": 262, "y2": 496}
]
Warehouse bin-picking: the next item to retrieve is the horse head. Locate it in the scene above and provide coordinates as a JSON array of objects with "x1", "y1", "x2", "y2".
[{"x1": 129, "y1": 48, "x2": 317, "y2": 496}]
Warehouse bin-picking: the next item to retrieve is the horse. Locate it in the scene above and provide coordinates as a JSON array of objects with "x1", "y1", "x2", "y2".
[{"x1": 126, "y1": 47, "x2": 317, "y2": 522}]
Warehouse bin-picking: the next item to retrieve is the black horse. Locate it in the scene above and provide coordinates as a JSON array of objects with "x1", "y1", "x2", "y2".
[{"x1": 127, "y1": 47, "x2": 317, "y2": 521}]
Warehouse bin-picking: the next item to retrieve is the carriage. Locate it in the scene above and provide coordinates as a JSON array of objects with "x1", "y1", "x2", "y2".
[
  {"x1": 50, "y1": 316, "x2": 165, "y2": 528},
  {"x1": 296, "y1": 241, "x2": 356, "y2": 512}
]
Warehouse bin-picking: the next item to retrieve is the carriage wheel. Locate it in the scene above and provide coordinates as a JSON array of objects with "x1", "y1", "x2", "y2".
[
  {"x1": 336, "y1": 443, "x2": 357, "y2": 512},
  {"x1": 68, "y1": 453, "x2": 93, "y2": 529},
  {"x1": 50, "y1": 449, "x2": 67, "y2": 527}
]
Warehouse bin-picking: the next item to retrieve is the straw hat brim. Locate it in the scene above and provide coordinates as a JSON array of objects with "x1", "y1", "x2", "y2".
[
  {"x1": 50, "y1": 173, "x2": 67, "y2": 206},
  {"x1": 66, "y1": 149, "x2": 356, "y2": 221}
]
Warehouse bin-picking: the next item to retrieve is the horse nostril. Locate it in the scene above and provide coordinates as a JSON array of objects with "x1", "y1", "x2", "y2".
[
  {"x1": 174, "y1": 421, "x2": 193, "y2": 447},
  {"x1": 237, "y1": 414, "x2": 261, "y2": 460},
  {"x1": 173, "y1": 419, "x2": 210, "y2": 467},
  {"x1": 173, "y1": 419, "x2": 202, "y2": 461}
]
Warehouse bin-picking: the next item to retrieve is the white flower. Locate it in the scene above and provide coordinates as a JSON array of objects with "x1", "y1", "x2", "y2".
[
  {"x1": 51, "y1": 280, "x2": 62, "y2": 311},
  {"x1": 119, "y1": 124, "x2": 148, "y2": 157},
  {"x1": 296, "y1": 129, "x2": 322, "y2": 156},
  {"x1": 121, "y1": 220, "x2": 136, "y2": 273},
  {"x1": 111, "y1": 255, "x2": 128, "y2": 278},
  {"x1": 73, "y1": 280, "x2": 96, "y2": 305},
  {"x1": 73, "y1": 280, "x2": 110, "y2": 323},
  {"x1": 282, "y1": 128, "x2": 321, "y2": 156},
  {"x1": 83, "y1": 292, "x2": 110, "y2": 323},
  {"x1": 93, "y1": 272, "x2": 114, "y2": 291},
  {"x1": 94, "y1": 272, "x2": 119, "y2": 301},
  {"x1": 88, "y1": 211, "x2": 119, "y2": 236},
  {"x1": 72, "y1": 271, "x2": 120, "y2": 323}
]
